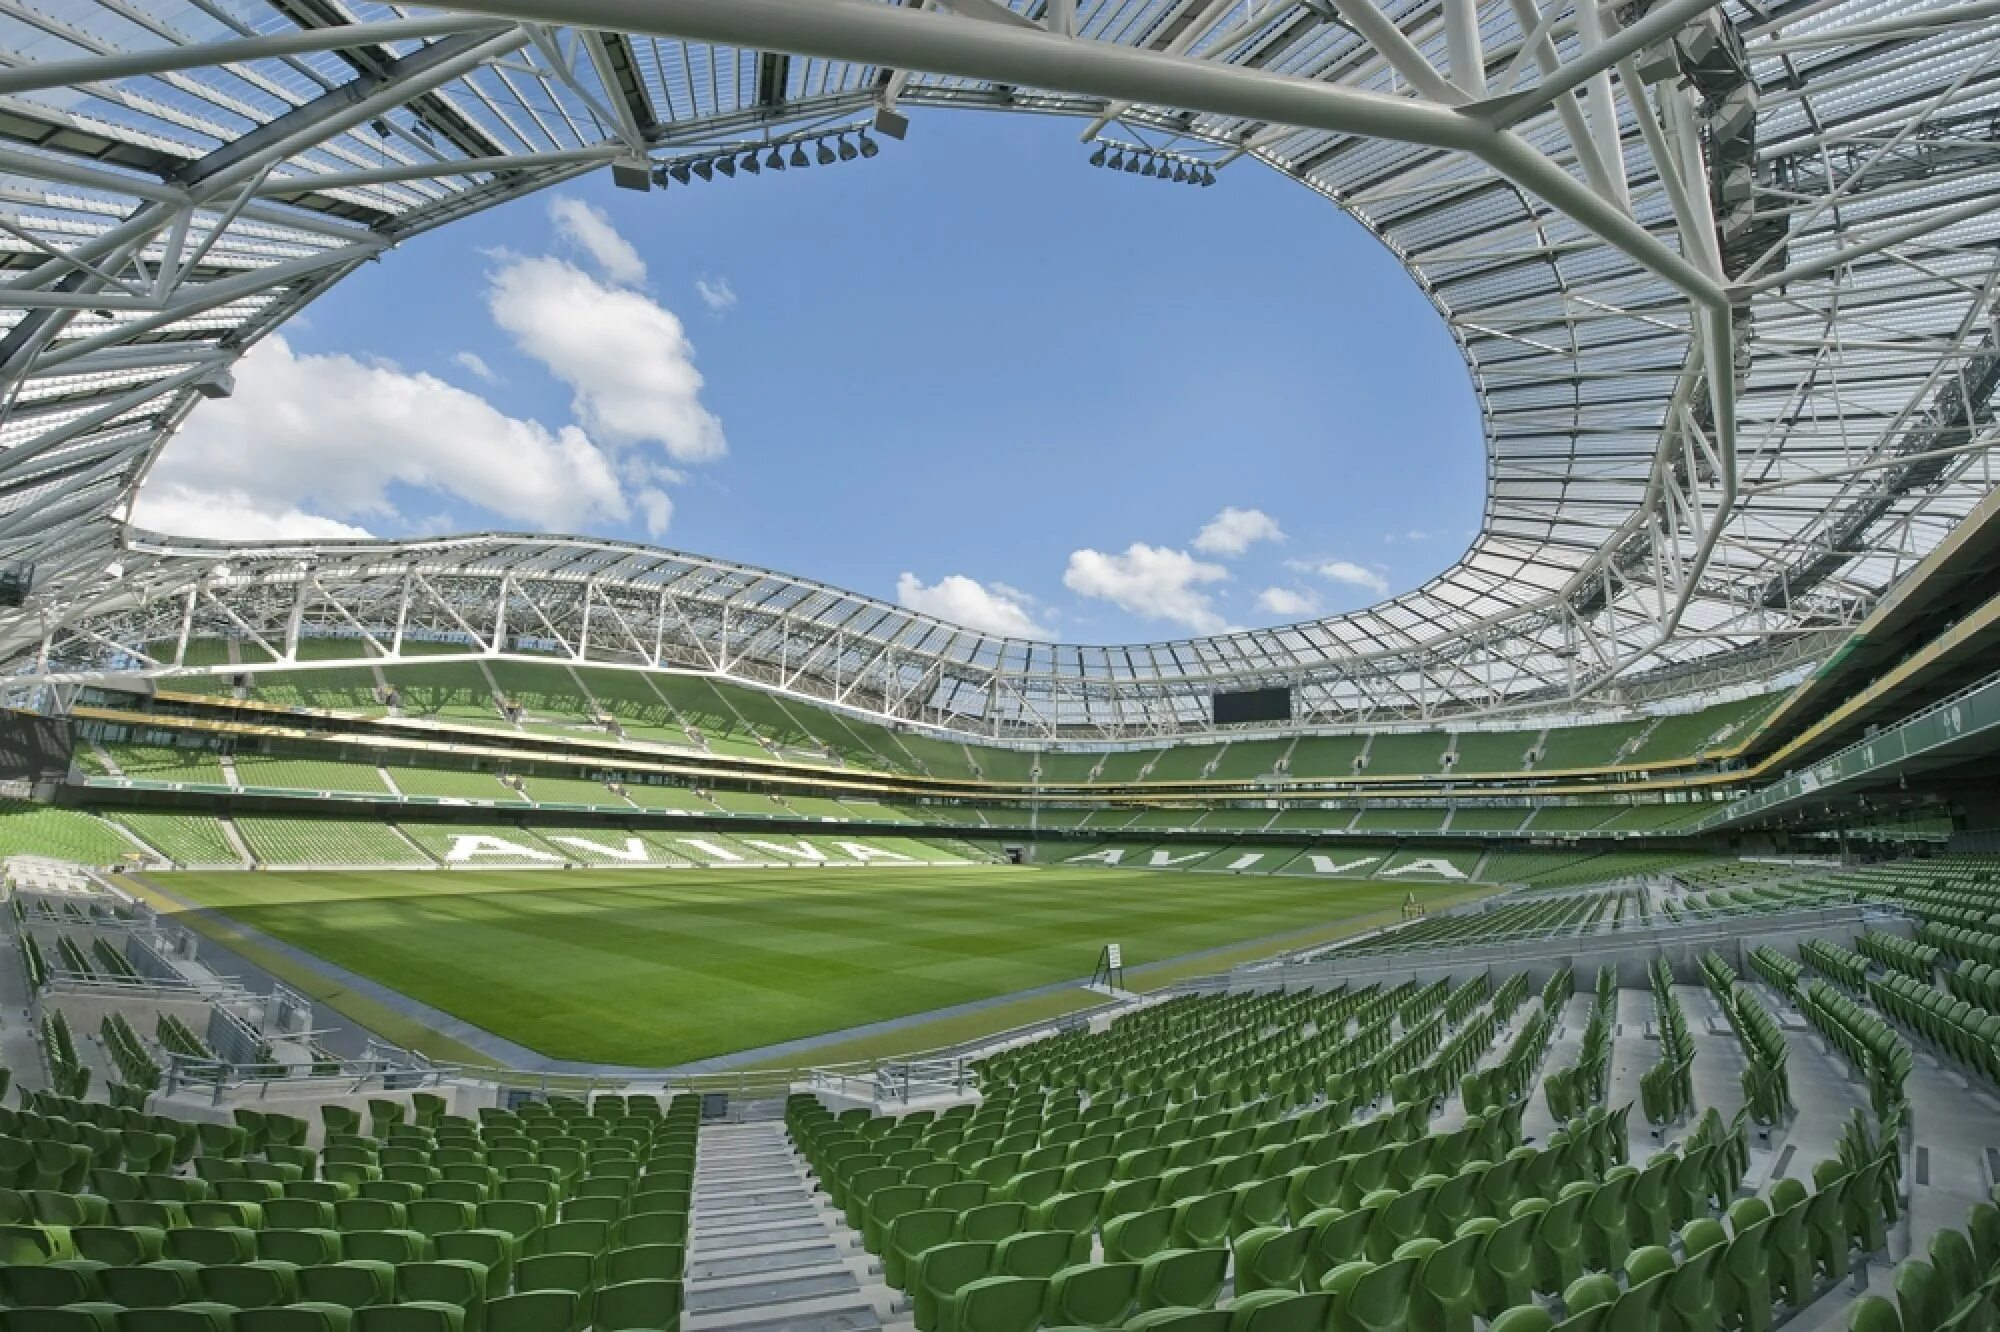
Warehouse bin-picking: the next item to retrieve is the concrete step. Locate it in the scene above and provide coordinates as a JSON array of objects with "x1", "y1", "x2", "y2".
[{"x1": 684, "y1": 1120, "x2": 896, "y2": 1332}]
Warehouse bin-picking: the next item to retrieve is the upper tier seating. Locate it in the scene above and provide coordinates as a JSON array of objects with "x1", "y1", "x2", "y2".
[
  {"x1": 231, "y1": 757, "x2": 391, "y2": 797},
  {"x1": 84, "y1": 746, "x2": 227, "y2": 788}
]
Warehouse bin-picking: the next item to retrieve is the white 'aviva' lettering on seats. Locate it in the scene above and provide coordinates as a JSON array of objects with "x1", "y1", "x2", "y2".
[
  {"x1": 1065, "y1": 848, "x2": 1126, "y2": 865},
  {"x1": 546, "y1": 835, "x2": 655, "y2": 863},
  {"x1": 832, "y1": 841, "x2": 918, "y2": 863},
  {"x1": 1381, "y1": 858, "x2": 1468, "y2": 880},
  {"x1": 444, "y1": 835, "x2": 560, "y2": 864},
  {"x1": 1304, "y1": 855, "x2": 1381, "y2": 875},
  {"x1": 1146, "y1": 849, "x2": 1211, "y2": 868},
  {"x1": 738, "y1": 839, "x2": 827, "y2": 862}
]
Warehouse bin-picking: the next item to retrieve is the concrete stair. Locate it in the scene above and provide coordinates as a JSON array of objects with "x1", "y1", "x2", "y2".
[{"x1": 685, "y1": 1121, "x2": 894, "y2": 1331}]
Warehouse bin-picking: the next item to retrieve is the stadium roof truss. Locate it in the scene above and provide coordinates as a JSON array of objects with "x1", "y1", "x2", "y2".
[{"x1": 0, "y1": 0, "x2": 1994, "y2": 738}]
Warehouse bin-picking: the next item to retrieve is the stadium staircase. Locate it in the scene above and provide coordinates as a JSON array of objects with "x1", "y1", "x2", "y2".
[
  {"x1": 686, "y1": 1121, "x2": 896, "y2": 1330},
  {"x1": 217, "y1": 817, "x2": 254, "y2": 868}
]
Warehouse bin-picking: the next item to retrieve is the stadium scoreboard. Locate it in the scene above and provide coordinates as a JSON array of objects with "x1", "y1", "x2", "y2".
[{"x1": 1212, "y1": 686, "x2": 1292, "y2": 726}]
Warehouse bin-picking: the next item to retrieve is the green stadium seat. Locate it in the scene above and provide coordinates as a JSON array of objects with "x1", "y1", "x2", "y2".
[
  {"x1": 592, "y1": 1277, "x2": 681, "y2": 1330},
  {"x1": 297, "y1": 1261, "x2": 397, "y2": 1309},
  {"x1": 1139, "y1": 1248, "x2": 1227, "y2": 1311},
  {"x1": 1047, "y1": 1262, "x2": 1141, "y2": 1325}
]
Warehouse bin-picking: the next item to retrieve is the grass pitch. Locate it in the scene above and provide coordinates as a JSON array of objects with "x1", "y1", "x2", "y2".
[{"x1": 154, "y1": 865, "x2": 1475, "y2": 1066}]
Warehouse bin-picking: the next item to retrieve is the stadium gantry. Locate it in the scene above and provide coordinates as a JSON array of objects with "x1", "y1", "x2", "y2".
[{"x1": 0, "y1": 2, "x2": 1995, "y2": 1332}]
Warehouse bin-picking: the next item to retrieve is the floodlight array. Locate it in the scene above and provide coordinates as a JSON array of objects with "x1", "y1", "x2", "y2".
[
  {"x1": 652, "y1": 126, "x2": 879, "y2": 189},
  {"x1": 1087, "y1": 142, "x2": 1216, "y2": 186}
]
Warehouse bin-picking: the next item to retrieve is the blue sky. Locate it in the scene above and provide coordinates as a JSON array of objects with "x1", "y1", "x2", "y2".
[{"x1": 137, "y1": 110, "x2": 1485, "y2": 643}]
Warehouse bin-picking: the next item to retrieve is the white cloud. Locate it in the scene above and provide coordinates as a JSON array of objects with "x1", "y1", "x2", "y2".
[
  {"x1": 897, "y1": 572, "x2": 1049, "y2": 638},
  {"x1": 1256, "y1": 587, "x2": 1319, "y2": 618},
  {"x1": 1312, "y1": 559, "x2": 1391, "y2": 596},
  {"x1": 487, "y1": 255, "x2": 727, "y2": 464},
  {"x1": 634, "y1": 488, "x2": 674, "y2": 537},
  {"x1": 133, "y1": 334, "x2": 632, "y2": 537},
  {"x1": 453, "y1": 351, "x2": 497, "y2": 384},
  {"x1": 548, "y1": 196, "x2": 647, "y2": 287},
  {"x1": 695, "y1": 275, "x2": 737, "y2": 313},
  {"x1": 1193, "y1": 506, "x2": 1284, "y2": 557},
  {"x1": 131, "y1": 484, "x2": 374, "y2": 542},
  {"x1": 1063, "y1": 543, "x2": 1230, "y2": 633}
]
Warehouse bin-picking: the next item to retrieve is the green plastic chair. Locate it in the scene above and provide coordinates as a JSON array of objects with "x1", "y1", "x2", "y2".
[
  {"x1": 297, "y1": 1260, "x2": 398, "y2": 1309},
  {"x1": 1475, "y1": 1212, "x2": 1537, "y2": 1315},
  {"x1": 1533, "y1": 1190, "x2": 1590, "y2": 1296},
  {"x1": 887, "y1": 1210, "x2": 957, "y2": 1290},
  {"x1": 959, "y1": 1203, "x2": 1030, "y2": 1245},
  {"x1": 117, "y1": 1304, "x2": 238, "y2": 1332},
  {"x1": 946, "y1": 1274, "x2": 1049, "y2": 1332},
  {"x1": 1139, "y1": 1248, "x2": 1229, "y2": 1312},
  {"x1": 1412, "y1": 1230, "x2": 1481, "y2": 1332},
  {"x1": 996, "y1": 1230, "x2": 1083, "y2": 1279},
  {"x1": 0, "y1": 1257, "x2": 105, "y2": 1306},
  {"x1": 73, "y1": 1225, "x2": 165, "y2": 1266},
  {"x1": 199, "y1": 1260, "x2": 301, "y2": 1309},
  {"x1": 1665, "y1": 1243, "x2": 1724, "y2": 1332},
  {"x1": 914, "y1": 1241, "x2": 997, "y2": 1332},
  {"x1": 1226, "y1": 1289, "x2": 1333, "y2": 1331},
  {"x1": 1895, "y1": 1261, "x2": 1944, "y2": 1332},
  {"x1": 255, "y1": 1230, "x2": 341, "y2": 1268},
  {"x1": 1106, "y1": 1208, "x2": 1176, "y2": 1264},
  {"x1": 97, "y1": 1260, "x2": 202, "y2": 1308},
  {"x1": 593, "y1": 1277, "x2": 681, "y2": 1331},
  {"x1": 1173, "y1": 1193, "x2": 1235, "y2": 1251},
  {"x1": 167, "y1": 1228, "x2": 258, "y2": 1266},
  {"x1": 1340, "y1": 1254, "x2": 1419, "y2": 1332},
  {"x1": 1848, "y1": 1296, "x2": 1903, "y2": 1332},
  {"x1": 1721, "y1": 1218, "x2": 1775, "y2": 1332},
  {"x1": 1489, "y1": 1306, "x2": 1556, "y2": 1332},
  {"x1": 1233, "y1": 1227, "x2": 1310, "y2": 1295},
  {"x1": 1047, "y1": 1261, "x2": 1141, "y2": 1326},
  {"x1": 602, "y1": 1242, "x2": 683, "y2": 1285},
  {"x1": 6, "y1": 1303, "x2": 128, "y2": 1332},
  {"x1": 1038, "y1": 1191, "x2": 1106, "y2": 1237},
  {"x1": 1803, "y1": 1179, "x2": 1851, "y2": 1284},
  {"x1": 235, "y1": 1311, "x2": 357, "y2": 1332},
  {"x1": 1125, "y1": 1309, "x2": 1230, "y2": 1331},
  {"x1": 351, "y1": 1302, "x2": 465, "y2": 1332},
  {"x1": 1930, "y1": 1227, "x2": 1979, "y2": 1311}
]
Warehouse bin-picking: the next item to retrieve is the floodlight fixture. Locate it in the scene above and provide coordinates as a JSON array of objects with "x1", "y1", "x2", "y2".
[
  {"x1": 611, "y1": 155, "x2": 652, "y2": 191},
  {"x1": 740, "y1": 152, "x2": 761, "y2": 174},
  {"x1": 716, "y1": 155, "x2": 737, "y2": 178},
  {"x1": 816, "y1": 141, "x2": 836, "y2": 165},
  {"x1": 789, "y1": 144, "x2": 809, "y2": 168},
  {"x1": 859, "y1": 134, "x2": 879, "y2": 159},
  {"x1": 1141, "y1": 156, "x2": 1157, "y2": 176},
  {"x1": 838, "y1": 137, "x2": 858, "y2": 161},
  {"x1": 1172, "y1": 163, "x2": 1188, "y2": 182},
  {"x1": 1107, "y1": 150, "x2": 1124, "y2": 170},
  {"x1": 692, "y1": 159, "x2": 714, "y2": 181},
  {"x1": 669, "y1": 163, "x2": 692, "y2": 185},
  {"x1": 767, "y1": 147, "x2": 785, "y2": 170},
  {"x1": 1124, "y1": 154, "x2": 1141, "y2": 172},
  {"x1": 1090, "y1": 145, "x2": 1107, "y2": 166}
]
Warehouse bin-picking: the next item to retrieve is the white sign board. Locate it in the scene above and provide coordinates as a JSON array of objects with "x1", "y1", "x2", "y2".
[{"x1": 1106, "y1": 944, "x2": 1122, "y2": 969}]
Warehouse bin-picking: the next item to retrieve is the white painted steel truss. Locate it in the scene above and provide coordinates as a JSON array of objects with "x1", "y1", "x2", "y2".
[{"x1": 0, "y1": 0, "x2": 1993, "y2": 737}]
